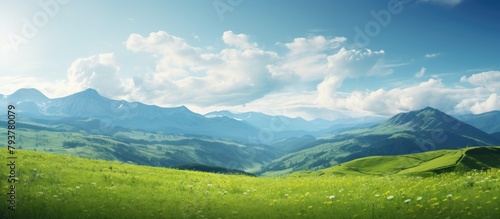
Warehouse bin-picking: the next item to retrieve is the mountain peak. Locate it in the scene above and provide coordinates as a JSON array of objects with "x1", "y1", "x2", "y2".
[
  {"x1": 81, "y1": 88, "x2": 100, "y2": 96},
  {"x1": 8, "y1": 88, "x2": 48, "y2": 102},
  {"x1": 70, "y1": 88, "x2": 108, "y2": 100},
  {"x1": 383, "y1": 107, "x2": 456, "y2": 130}
]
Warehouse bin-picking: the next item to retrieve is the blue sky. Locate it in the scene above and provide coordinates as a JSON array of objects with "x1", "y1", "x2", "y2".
[{"x1": 1, "y1": 0, "x2": 499, "y2": 120}]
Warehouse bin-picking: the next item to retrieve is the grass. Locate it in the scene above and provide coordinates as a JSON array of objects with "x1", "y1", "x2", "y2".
[
  {"x1": 1, "y1": 149, "x2": 499, "y2": 218},
  {"x1": 293, "y1": 146, "x2": 500, "y2": 177}
]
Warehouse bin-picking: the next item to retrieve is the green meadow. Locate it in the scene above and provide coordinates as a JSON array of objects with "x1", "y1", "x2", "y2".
[{"x1": 1, "y1": 148, "x2": 499, "y2": 218}]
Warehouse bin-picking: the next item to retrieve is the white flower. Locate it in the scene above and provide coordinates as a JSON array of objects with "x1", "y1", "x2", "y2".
[
  {"x1": 243, "y1": 192, "x2": 247, "y2": 195},
  {"x1": 329, "y1": 195, "x2": 335, "y2": 199},
  {"x1": 284, "y1": 194, "x2": 289, "y2": 197},
  {"x1": 387, "y1": 195, "x2": 394, "y2": 200},
  {"x1": 417, "y1": 196, "x2": 422, "y2": 201},
  {"x1": 375, "y1": 194, "x2": 380, "y2": 197},
  {"x1": 447, "y1": 194, "x2": 453, "y2": 198},
  {"x1": 404, "y1": 199, "x2": 411, "y2": 203},
  {"x1": 75, "y1": 186, "x2": 80, "y2": 189}
]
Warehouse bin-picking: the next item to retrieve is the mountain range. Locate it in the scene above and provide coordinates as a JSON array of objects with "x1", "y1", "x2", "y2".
[
  {"x1": 260, "y1": 107, "x2": 500, "y2": 175},
  {"x1": 1, "y1": 88, "x2": 500, "y2": 175}
]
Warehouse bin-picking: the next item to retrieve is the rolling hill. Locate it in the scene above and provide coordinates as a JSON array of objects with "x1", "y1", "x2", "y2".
[
  {"x1": 0, "y1": 123, "x2": 282, "y2": 173},
  {"x1": 292, "y1": 146, "x2": 500, "y2": 177},
  {"x1": 260, "y1": 107, "x2": 500, "y2": 175}
]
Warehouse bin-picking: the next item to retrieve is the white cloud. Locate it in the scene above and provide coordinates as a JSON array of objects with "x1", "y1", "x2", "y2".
[
  {"x1": 222, "y1": 31, "x2": 257, "y2": 49},
  {"x1": 317, "y1": 78, "x2": 462, "y2": 115},
  {"x1": 415, "y1": 67, "x2": 426, "y2": 78},
  {"x1": 470, "y1": 94, "x2": 500, "y2": 114},
  {"x1": 460, "y1": 71, "x2": 500, "y2": 88},
  {"x1": 126, "y1": 31, "x2": 280, "y2": 106},
  {"x1": 5, "y1": 30, "x2": 498, "y2": 119},
  {"x1": 67, "y1": 53, "x2": 132, "y2": 98},
  {"x1": 424, "y1": 53, "x2": 440, "y2": 58},
  {"x1": 419, "y1": 0, "x2": 464, "y2": 7}
]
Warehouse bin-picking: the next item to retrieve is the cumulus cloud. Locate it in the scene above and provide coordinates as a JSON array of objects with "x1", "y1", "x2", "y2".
[
  {"x1": 470, "y1": 94, "x2": 500, "y2": 114},
  {"x1": 8, "y1": 30, "x2": 497, "y2": 119},
  {"x1": 67, "y1": 53, "x2": 132, "y2": 98},
  {"x1": 415, "y1": 67, "x2": 426, "y2": 78},
  {"x1": 460, "y1": 71, "x2": 500, "y2": 92},
  {"x1": 126, "y1": 30, "x2": 280, "y2": 106},
  {"x1": 317, "y1": 78, "x2": 463, "y2": 115}
]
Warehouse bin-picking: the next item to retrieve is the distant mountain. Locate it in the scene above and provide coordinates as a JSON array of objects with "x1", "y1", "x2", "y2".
[
  {"x1": 260, "y1": 107, "x2": 500, "y2": 175},
  {"x1": 205, "y1": 110, "x2": 333, "y2": 132},
  {"x1": 205, "y1": 110, "x2": 382, "y2": 140},
  {"x1": 457, "y1": 111, "x2": 500, "y2": 134},
  {"x1": 1, "y1": 88, "x2": 260, "y2": 142},
  {"x1": 0, "y1": 88, "x2": 50, "y2": 117}
]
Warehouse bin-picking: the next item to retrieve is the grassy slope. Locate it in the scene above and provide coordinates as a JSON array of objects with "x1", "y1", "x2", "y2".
[
  {"x1": 293, "y1": 146, "x2": 500, "y2": 177},
  {"x1": 1, "y1": 150, "x2": 499, "y2": 218},
  {"x1": 0, "y1": 126, "x2": 280, "y2": 173}
]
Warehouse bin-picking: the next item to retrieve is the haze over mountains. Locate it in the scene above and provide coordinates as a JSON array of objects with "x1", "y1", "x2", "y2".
[{"x1": 1, "y1": 88, "x2": 499, "y2": 175}]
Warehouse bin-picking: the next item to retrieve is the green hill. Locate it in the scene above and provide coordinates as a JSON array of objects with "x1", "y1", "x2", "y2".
[
  {"x1": 0, "y1": 124, "x2": 281, "y2": 174},
  {"x1": 261, "y1": 107, "x2": 500, "y2": 175},
  {"x1": 293, "y1": 146, "x2": 500, "y2": 177},
  {"x1": 1, "y1": 150, "x2": 499, "y2": 218}
]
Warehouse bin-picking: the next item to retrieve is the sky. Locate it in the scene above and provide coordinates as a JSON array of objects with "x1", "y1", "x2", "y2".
[{"x1": 1, "y1": 0, "x2": 499, "y2": 120}]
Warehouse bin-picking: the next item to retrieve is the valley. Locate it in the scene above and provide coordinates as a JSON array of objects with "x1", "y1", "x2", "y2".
[{"x1": 1, "y1": 88, "x2": 500, "y2": 218}]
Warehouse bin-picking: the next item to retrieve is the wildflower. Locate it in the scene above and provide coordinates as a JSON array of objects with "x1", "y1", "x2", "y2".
[
  {"x1": 284, "y1": 194, "x2": 289, "y2": 197},
  {"x1": 416, "y1": 196, "x2": 422, "y2": 201},
  {"x1": 243, "y1": 192, "x2": 247, "y2": 195},
  {"x1": 446, "y1": 194, "x2": 452, "y2": 198},
  {"x1": 375, "y1": 194, "x2": 380, "y2": 197},
  {"x1": 328, "y1": 195, "x2": 335, "y2": 200},
  {"x1": 76, "y1": 186, "x2": 80, "y2": 189},
  {"x1": 387, "y1": 195, "x2": 394, "y2": 200},
  {"x1": 404, "y1": 199, "x2": 411, "y2": 203}
]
